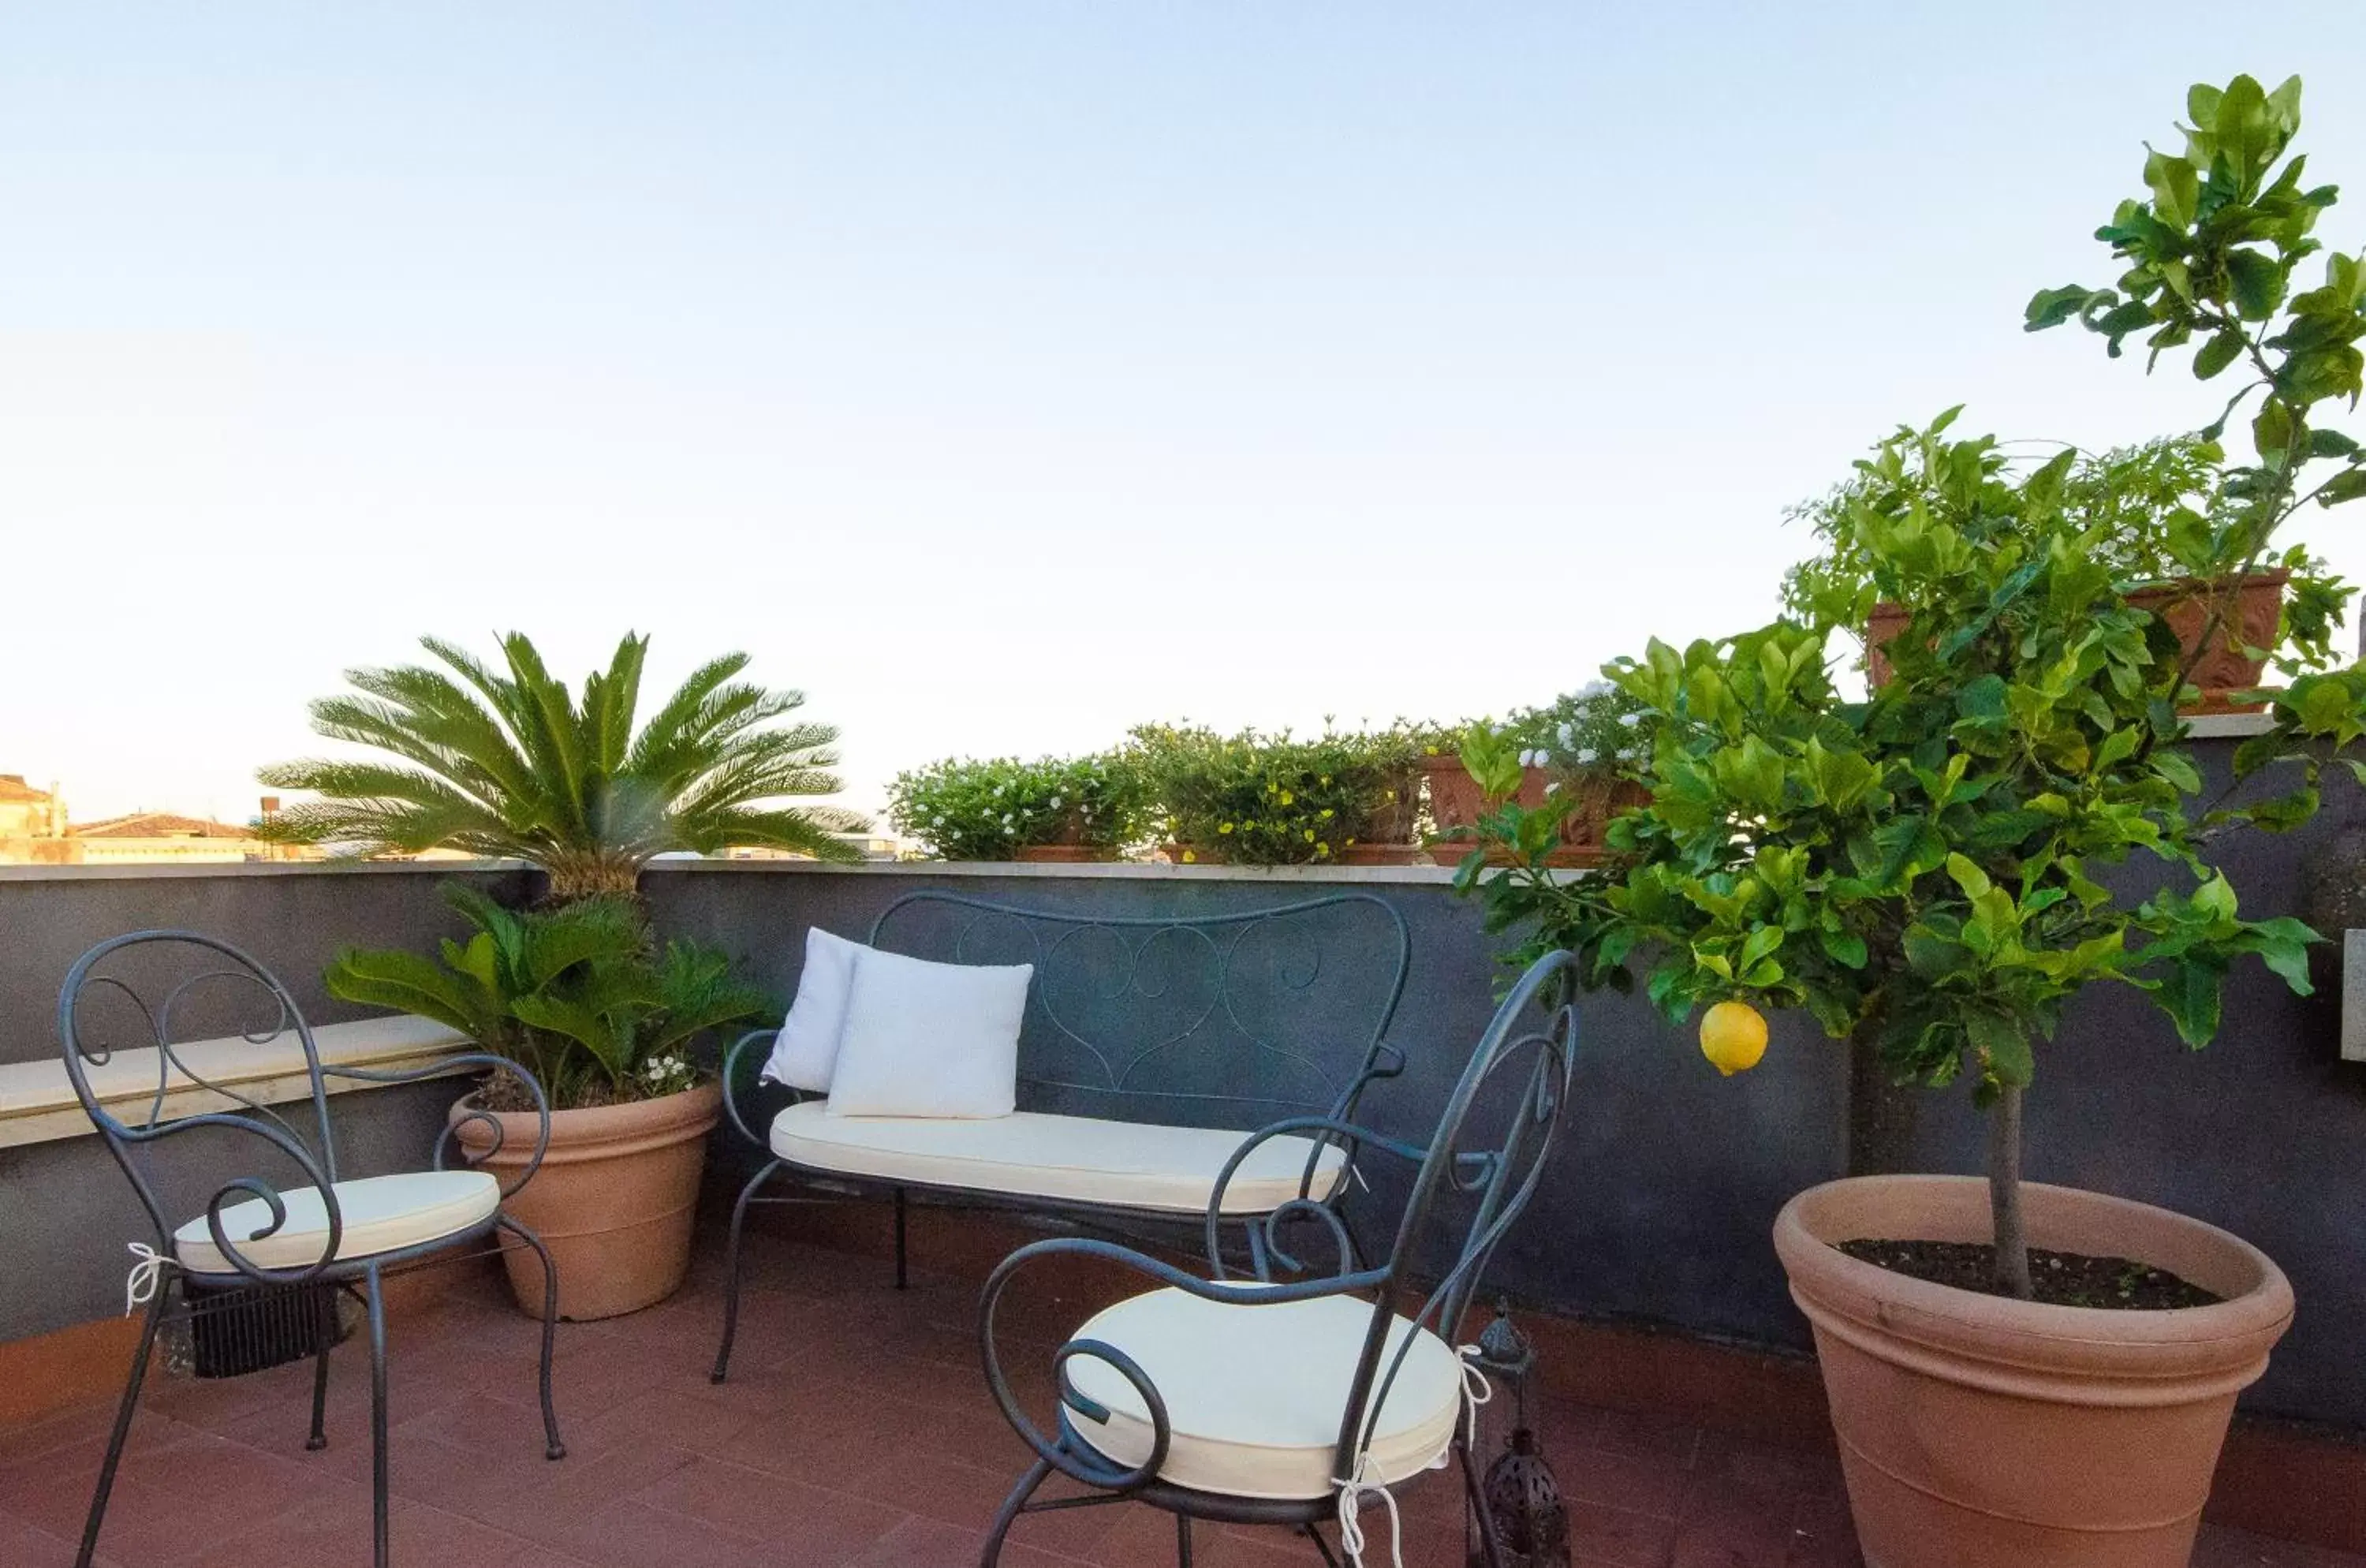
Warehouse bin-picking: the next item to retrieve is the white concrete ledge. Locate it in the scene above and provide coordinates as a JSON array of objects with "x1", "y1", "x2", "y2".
[
  {"x1": 0, "y1": 1015, "x2": 474, "y2": 1149},
  {"x1": 643, "y1": 858, "x2": 1476, "y2": 884},
  {"x1": 2181, "y1": 711, "x2": 2277, "y2": 739}
]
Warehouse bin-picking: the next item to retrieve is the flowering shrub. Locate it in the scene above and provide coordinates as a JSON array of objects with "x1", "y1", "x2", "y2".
[
  {"x1": 888, "y1": 753, "x2": 1148, "y2": 860},
  {"x1": 1498, "y1": 682, "x2": 1659, "y2": 775},
  {"x1": 1128, "y1": 723, "x2": 1428, "y2": 863}
]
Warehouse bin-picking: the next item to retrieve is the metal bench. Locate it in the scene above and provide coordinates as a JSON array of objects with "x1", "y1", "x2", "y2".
[{"x1": 709, "y1": 890, "x2": 1411, "y2": 1382}]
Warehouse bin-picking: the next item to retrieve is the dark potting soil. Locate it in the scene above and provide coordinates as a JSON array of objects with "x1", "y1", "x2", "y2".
[{"x1": 1835, "y1": 1238, "x2": 2223, "y2": 1309}]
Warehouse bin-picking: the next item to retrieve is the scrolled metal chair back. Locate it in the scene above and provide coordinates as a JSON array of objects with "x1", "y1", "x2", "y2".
[
  {"x1": 59, "y1": 930, "x2": 345, "y2": 1281},
  {"x1": 1335, "y1": 948, "x2": 1579, "y2": 1481}
]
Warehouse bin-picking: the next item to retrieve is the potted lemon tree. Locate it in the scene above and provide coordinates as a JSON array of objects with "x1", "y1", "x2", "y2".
[{"x1": 1458, "y1": 75, "x2": 2364, "y2": 1567}]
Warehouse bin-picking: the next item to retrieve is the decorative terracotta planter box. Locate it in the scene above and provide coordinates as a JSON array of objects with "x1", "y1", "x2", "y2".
[
  {"x1": 1867, "y1": 571, "x2": 2288, "y2": 713},
  {"x1": 1423, "y1": 757, "x2": 1644, "y2": 868}
]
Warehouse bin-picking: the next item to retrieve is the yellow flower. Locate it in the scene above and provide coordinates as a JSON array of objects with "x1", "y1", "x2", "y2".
[
  {"x1": 1303, "y1": 828, "x2": 1315, "y2": 842},
  {"x1": 1218, "y1": 822, "x2": 1234, "y2": 834},
  {"x1": 1319, "y1": 775, "x2": 1331, "y2": 786},
  {"x1": 1345, "y1": 838, "x2": 1357, "y2": 847},
  {"x1": 1279, "y1": 790, "x2": 1295, "y2": 805},
  {"x1": 1314, "y1": 842, "x2": 1330, "y2": 858},
  {"x1": 1318, "y1": 808, "x2": 1333, "y2": 819}
]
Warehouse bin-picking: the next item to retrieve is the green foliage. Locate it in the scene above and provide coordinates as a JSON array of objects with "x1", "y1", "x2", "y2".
[
  {"x1": 258, "y1": 632, "x2": 867, "y2": 898},
  {"x1": 1783, "y1": 428, "x2": 2352, "y2": 674},
  {"x1": 886, "y1": 753, "x2": 1149, "y2": 860},
  {"x1": 2025, "y1": 74, "x2": 2364, "y2": 567},
  {"x1": 1461, "y1": 412, "x2": 2330, "y2": 1103},
  {"x1": 1127, "y1": 722, "x2": 1435, "y2": 863},
  {"x1": 324, "y1": 883, "x2": 772, "y2": 1107}
]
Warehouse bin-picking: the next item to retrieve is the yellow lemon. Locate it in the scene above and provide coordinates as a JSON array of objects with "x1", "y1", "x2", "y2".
[{"x1": 1699, "y1": 1002, "x2": 1768, "y2": 1077}]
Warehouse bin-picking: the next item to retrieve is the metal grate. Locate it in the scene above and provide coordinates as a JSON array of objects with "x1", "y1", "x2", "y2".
[{"x1": 165, "y1": 1277, "x2": 348, "y2": 1379}]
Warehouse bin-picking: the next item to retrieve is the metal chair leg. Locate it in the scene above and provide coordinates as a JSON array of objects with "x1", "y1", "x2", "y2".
[
  {"x1": 1177, "y1": 1513, "x2": 1194, "y2": 1566},
  {"x1": 1301, "y1": 1520, "x2": 1343, "y2": 1567},
  {"x1": 711, "y1": 1158, "x2": 783, "y2": 1383},
  {"x1": 1458, "y1": 1435, "x2": 1507, "y2": 1568},
  {"x1": 76, "y1": 1286, "x2": 165, "y2": 1568},
  {"x1": 893, "y1": 1185, "x2": 909, "y2": 1290},
  {"x1": 366, "y1": 1264, "x2": 390, "y2": 1568},
  {"x1": 306, "y1": 1310, "x2": 332, "y2": 1450},
  {"x1": 498, "y1": 1215, "x2": 567, "y2": 1458},
  {"x1": 980, "y1": 1454, "x2": 1052, "y2": 1566}
]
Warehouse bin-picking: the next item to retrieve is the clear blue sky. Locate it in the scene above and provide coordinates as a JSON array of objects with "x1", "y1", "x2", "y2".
[{"x1": 4, "y1": 5, "x2": 2362, "y2": 823}]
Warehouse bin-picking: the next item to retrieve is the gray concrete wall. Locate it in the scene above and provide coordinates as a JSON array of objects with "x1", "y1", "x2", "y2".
[{"x1": 4, "y1": 734, "x2": 2362, "y2": 1428}]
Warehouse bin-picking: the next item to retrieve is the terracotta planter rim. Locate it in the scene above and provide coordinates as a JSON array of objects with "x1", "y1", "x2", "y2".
[
  {"x1": 1869, "y1": 568, "x2": 2292, "y2": 622},
  {"x1": 452, "y1": 1079, "x2": 722, "y2": 1166},
  {"x1": 1776, "y1": 1175, "x2": 2292, "y2": 1383}
]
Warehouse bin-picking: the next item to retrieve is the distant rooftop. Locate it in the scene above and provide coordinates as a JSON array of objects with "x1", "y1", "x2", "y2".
[{"x1": 69, "y1": 812, "x2": 256, "y2": 841}]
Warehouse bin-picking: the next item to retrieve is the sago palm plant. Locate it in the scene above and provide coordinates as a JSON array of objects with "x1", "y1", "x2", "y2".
[{"x1": 258, "y1": 631, "x2": 865, "y2": 898}]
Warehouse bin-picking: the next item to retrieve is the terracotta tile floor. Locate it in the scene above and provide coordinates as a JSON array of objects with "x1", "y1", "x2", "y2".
[{"x1": 0, "y1": 1236, "x2": 2353, "y2": 1568}]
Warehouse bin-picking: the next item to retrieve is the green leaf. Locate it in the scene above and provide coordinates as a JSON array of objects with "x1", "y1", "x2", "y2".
[
  {"x1": 1819, "y1": 928, "x2": 1868, "y2": 969},
  {"x1": 2319, "y1": 470, "x2": 2366, "y2": 507},
  {"x1": 2155, "y1": 958, "x2": 2226, "y2": 1047},
  {"x1": 2226, "y1": 249, "x2": 2286, "y2": 321},
  {"x1": 2254, "y1": 398, "x2": 2296, "y2": 460},
  {"x1": 1965, "y1": 1010, "x2": 2033, "y2": 1087},
  {"x1": 1944, "y1": 853, "x2": 1991, "y2": 900},
  {"x1": 2193, "y1": 327, "x2": 2247, "y2": 380}
]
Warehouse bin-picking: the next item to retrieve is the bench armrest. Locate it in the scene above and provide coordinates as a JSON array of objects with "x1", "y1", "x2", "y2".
[
  {"x1": 1330, "y1": 1040, "x2": 1407, "y2": 1123},
  {"x1": 718, "y1": 1028, "x2": 787, "y2": 1148},
  {"x1": 1204, "y1": 1114, "x2": 1429, "y2": 1280},
  {"x1": 978, "y1": 1235, "x2": 1389, "y2": 1493}
]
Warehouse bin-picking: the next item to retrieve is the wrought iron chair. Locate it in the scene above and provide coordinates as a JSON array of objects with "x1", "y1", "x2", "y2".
[
  {"x1": 711, "y1": 891, "x2": 1411, "y2": 1382},
  {"x1": 976, "y1": 947, "x2": 1580, "y2": 1567},
  {"x1": 58, "y1": 931, "x2": 567, "y2": 1568}
]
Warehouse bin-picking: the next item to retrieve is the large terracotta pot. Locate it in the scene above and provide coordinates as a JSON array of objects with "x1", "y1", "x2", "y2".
[
  {"x1": 1774, "y1": 1175, "x2": 2293, "y2": 1568},
  {"x1": 1868, "y1": 571, "x2": 2287, "y2": 712},
  {"x1": 1424, "y1": 758, "x2": 1644, "y2": 868},
  {"x1": 450, "y1": 1080, "x2": 721, "y2": 1321}
]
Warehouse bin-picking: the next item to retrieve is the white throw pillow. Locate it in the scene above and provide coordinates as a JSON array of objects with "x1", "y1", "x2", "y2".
[
  {"x1": 824, "y1": 946, "x2": 1032, "y2": 1118},
  {"x1": 761, "y1": 928, "x2": 862, "y2": 1092}
]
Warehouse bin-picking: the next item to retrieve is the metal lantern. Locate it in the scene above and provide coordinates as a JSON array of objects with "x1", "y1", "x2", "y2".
[{"x1": 1468, "y1": 1305, "x2": 1570, "y2": 1568}]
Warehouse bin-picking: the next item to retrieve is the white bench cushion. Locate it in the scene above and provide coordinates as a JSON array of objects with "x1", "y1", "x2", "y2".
[
  {"x1": 173, "y1": 1169, "x2": 500, "y2": 1275},
  {"x1": 1065, "y1": 1286, "x2": 1465, "y2": 1499},
  {"x1": 768, "y1": 1100, "x2": 1346, "y2": 1215}
]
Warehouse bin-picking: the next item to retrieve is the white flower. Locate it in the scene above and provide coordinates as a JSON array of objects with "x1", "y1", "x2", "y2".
[
  {"x1": 1048, "y1": 794, "x2": 1062, "y2": 809},
  {"x1": 1618, "y1": 711, "x2": 1642, "y2": 726},
  {"x1": 1558, "y1": 722, "x2": 1577, "y2": 749},
  {"x1": 1576, "y1": 747, "x2": 1599, "y2": 765},
  {"x1": 1577, "y1": 680, "x2": 1612, "y2": 698}
]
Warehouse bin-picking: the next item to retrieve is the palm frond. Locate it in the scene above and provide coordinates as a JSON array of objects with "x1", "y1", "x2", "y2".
[{"x1": 260, "y1": 632, "x2": 855, "y2": 891}]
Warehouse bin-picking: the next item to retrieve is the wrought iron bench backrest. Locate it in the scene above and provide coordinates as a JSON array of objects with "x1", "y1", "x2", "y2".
[{"x1": 864, "y1": 890, "x2": 1410, "y2": 1130}]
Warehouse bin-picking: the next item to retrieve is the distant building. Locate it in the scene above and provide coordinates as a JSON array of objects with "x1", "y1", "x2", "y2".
[
  {"x1": 67, "y1": 811, "x2": 269, "y2": 865},
  {"x1": 0, "y1": 776, "x2": 72, "y2": 863},
  {"x1": 0, "y1": 779, "x2": 317, "y2": 865}
]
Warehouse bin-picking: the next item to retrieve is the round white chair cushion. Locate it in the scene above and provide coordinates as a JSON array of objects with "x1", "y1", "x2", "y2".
[
  {"x1": 173, "y1": 1169, "x2": 501, "y2": 1275},
  {"x1": 1062, "y1": 1285, "x2": 1465, "y2": 1500}
]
